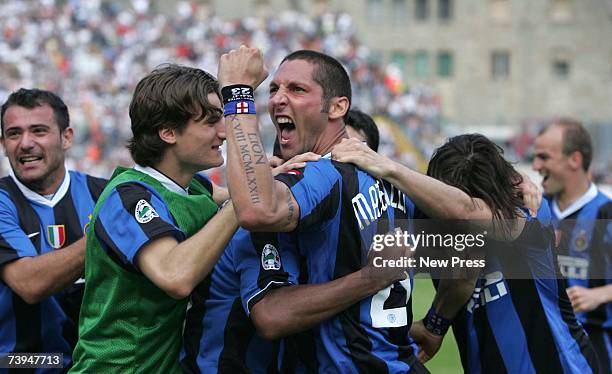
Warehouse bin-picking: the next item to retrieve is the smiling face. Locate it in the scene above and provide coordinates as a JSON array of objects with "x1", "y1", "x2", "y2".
[
  {"x1": 173, "y1": 93, "x2": 226, "y2": 171},
  {"x1": 532, "y1": 125, "x2": 570, "y2": 195},
  {"x1": 1, "y1": 104, "x2": 71, "y2": 194},
  {"x1": 267, "y1": 59, "x2": 329, "y2": 160}
]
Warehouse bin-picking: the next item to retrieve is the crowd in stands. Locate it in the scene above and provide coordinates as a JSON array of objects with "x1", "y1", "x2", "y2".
[
  {"x1": 5, "y1": 1, "x2": 606, "y2": 184},
  {"x1": 0, "y1": 0, "x2": 443, "y2": 180}
]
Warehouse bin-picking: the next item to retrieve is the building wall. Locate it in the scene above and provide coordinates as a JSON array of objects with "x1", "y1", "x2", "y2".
[{"x1": 176, "y1": 0, "x2": 612, "y2": 128}]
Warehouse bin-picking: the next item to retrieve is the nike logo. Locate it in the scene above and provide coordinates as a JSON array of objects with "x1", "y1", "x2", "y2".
[{"x1": 27, "y1": 232, "x2": 40, "y2": 238}]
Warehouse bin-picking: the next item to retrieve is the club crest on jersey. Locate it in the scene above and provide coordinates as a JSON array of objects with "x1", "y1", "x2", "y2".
[
  {"x1": 261, "y1": 244, "x2": 281, "y2": 271},
  {"x1": 135, "y1": 199, "x2": 159, "y2": 224},
  {"x1": 574, "y1": 229, "x2": 588, "y2": 251},
  {"x1": 47, "y1": 225, "x2": 66, "y2": 249}
]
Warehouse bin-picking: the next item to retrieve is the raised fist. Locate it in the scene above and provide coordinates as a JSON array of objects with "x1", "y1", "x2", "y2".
[{"x1": 218, "y1": 45, "x2": 268, "y2": 89}]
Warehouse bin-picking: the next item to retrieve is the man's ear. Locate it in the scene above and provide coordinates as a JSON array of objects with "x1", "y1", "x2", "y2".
[
  {"x1": 158, "y1": 127, "x2": 177, "y2": 145},
  {"x1": 61, "y1": 127, "x2": 73, "y2": 150},
  {"x1": 327, "y1": 97, "x2": 349, "y2": 121},
  {"x1": 568, "y1": 151, "x2": 583, "y2": 171}
]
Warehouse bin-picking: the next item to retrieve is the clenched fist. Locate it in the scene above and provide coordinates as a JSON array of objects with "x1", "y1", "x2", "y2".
[{"x1": 218, "y1": 45, "x2": 268, "y2": 89}]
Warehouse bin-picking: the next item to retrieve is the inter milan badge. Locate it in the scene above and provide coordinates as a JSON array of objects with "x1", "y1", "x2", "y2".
[
  {"x1": 574, "y1": 229, "x2": 588, "y2": 252},
  {"x1": 135, "y1": 199, "x2": 159, "y2": 224},
  {"x1": 47, "y1": 225, "x2": 66, "y2": 249},
  {"x1": 261, "y1": 243, "x2": 281, "y2": 271}
]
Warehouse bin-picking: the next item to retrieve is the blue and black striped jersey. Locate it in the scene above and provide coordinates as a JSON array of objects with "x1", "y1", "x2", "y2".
[
  {"x1": 182, "y1": 228, "x2": 300, "y2": 373},
  {"x1": 547, "y1": 187, "x2": 612, "y2": 329},
  {"x1": 451, "y1": 202, "x2": 602, "y2": 374},
  {"x1": 265, "y1": 158, "x2": 425, "y2": 374},
  {"x1": 0, "y1": 171, "x2": 106, "y2": 372}
]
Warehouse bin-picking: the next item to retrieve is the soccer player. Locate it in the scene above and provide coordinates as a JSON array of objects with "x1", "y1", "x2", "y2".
[
  {"x1": 70, "y1": 65, "x2": 238, "y2": 373},
  {"x1": 181, "y1": 152, "x2": 411, "y2": 373},
  {"x1": 217, "y1": 46, "x2": 509, "y2": 372},
  {"x1": 333, "y1": 134, "x2": 603, "y2": 373},
  {"x1": 346, "y1": 108, "x2": 380, "y2": 152},
  {"x1": 533, "y1": 119, "x2": 611, "y2": 371},
  {"x1": 0, "y1": 88, "x2": 106, "y2": 369}
]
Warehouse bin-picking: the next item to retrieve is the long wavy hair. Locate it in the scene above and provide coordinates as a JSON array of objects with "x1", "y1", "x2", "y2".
[{"x1": 427, "y1": 134, "x2": 524, "y2": 224}]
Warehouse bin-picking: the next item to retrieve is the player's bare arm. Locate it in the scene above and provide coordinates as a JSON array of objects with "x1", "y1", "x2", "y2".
[
  {"x1": 0, "y1": 237, "x2": 85, "y2": 304},
  {"x1": 251, "y1": 239, "x2": 412, "y2": 339},
  {"x1": 135, "y1": 201, "x2": 238, "y2": 299},
  {"x1": 219, "y1": 46, "x2": 300, "y2": 232},
  {"x1": 332, "y1": 138, "x2": 527, "y2": 240}
]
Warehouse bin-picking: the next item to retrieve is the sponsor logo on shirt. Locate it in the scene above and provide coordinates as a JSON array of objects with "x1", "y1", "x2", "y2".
[
  {"x1": 135, "y1": 199, "x2": 159, "y2": 224},
  {"x1": 261, "y1": 243, "x2": 281, "y2": 271}
]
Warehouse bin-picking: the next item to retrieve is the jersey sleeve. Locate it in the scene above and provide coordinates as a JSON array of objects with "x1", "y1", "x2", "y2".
[
  {"x1": 93, "y1": 182, "x2": 185, "y2": 270},
  {"x1": 275, "y1": 160, "x2": 340, "y2": 231},
  {"x1": 234, "y1": 230, "x2": 300, "y2": 315},
  {"x1": 0, "y1": 190, "x2": 37, "y2": 266}
]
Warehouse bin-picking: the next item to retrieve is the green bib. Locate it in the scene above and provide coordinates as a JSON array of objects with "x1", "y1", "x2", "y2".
[{"x1": 71, "y1": 167, "x2": 217, "y2": 374}]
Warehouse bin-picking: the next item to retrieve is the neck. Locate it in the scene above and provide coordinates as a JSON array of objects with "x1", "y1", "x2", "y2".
[
  {"x1": 23, "y1": 167, "x2": 66, "y2": 196},
  {"x1": 557, "y1": 174, "x2": 590, "y2": 211},
  {"x1": 153, "y1": 158, "x2": 193, "y2": 189},
  {"x1": 312, "y1": 122, "x2": 348, "y2": 156}
]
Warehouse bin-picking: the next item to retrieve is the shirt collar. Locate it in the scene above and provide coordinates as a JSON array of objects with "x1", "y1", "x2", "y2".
[
  {"x1": 552, "y1": 183, "x2": 598, "y2": 219},
  {"x1": 133, "y1": 165, "x2": 189, "y2": 196},
  {"x1": 9, "y1": 167, "x2": 71, "y2": 208}
]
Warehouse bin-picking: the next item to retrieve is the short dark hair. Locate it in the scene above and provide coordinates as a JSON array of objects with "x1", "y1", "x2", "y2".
[
  {"x1": 281, "y1": 50, "x2": 352, "y2": 117},
  {"x1": 127, "y1": 64, "x2": 221, "y2": 166},
  {"x1": 546, "y1": 118, "x2": 592, "y2": 171},
  {"x1": 1, "y1": 88, "x2": 70, "y2": 136},
  {"x1": 427, "y1": 134, "x2": 524, "y2": 223},
  {"x1": 346, "y1": 109, "x2": 380, "y2": 152}
]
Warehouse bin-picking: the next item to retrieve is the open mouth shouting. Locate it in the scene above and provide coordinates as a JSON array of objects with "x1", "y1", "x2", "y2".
[{"x1": 277, "y1": 116, "x2": 296, "y2": 146}]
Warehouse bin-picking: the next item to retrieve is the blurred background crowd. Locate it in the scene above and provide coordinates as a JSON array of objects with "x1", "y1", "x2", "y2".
[{"x1": 0, "y1": 0, "x2": 610, "y2": 189}]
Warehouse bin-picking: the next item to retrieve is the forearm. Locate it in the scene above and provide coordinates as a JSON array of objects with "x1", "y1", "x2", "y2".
[
  {"x1": 431, "y1": 276, "x2": 477, "y2": 319},
  {"x1": 225, "y1": 114, "x2": 280, "y2": 226},
  {"x1": 1, "y1": 238, "x2": 85, "y2": 304},
  {"x1": 163, "y1": 202, "x2": 239, "y2": 294},
  {"x1": 595, "y1": 284, "x2": 612, "y2": 304},
  {"x1": 383, "y1": 161, "x2": 488, "y2": 221},
  {"x1": 252, "y1": 269, "x2": 390, "y2": 339}
]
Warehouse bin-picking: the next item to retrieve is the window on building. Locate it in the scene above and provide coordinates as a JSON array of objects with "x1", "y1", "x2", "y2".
[
  {"x1": 415, "y1": 0, "x2": 429, "y2": 20},
  {"x1": 367, "y1": 0, "x2": 384, "y2": 25},
  {"x1": 414, "y1": 50, "x2": 430, "y2": 77},
  {"x1": 391, "y1": 51, "x2": 408, "y2": 73},
  {"x1": 438, "y1": 0, "x2": 453, "y2": 20},
  {"x1": 489, "y1": 0, "x2": 510, "y2": 23},
  {"x1": 392, "y1": 0, "x2": 407, "y2": 26},
  {"x1": 491, "y1": 51, "x2": 510, "y2": 79},
  {"x1": 437, "y1": 51, "x2": 453, "y2": 77},
  {"x1": 552, "y1": 59, "x2": 570, "y2": 79}
]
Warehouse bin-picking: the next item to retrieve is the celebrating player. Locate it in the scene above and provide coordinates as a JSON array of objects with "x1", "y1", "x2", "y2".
[
  {"x1": 0, "y1": 88, "x2": 106, "y2": 369},
  {"x1": 70, "y1": 65, "x2": 238, "y2": 373}
]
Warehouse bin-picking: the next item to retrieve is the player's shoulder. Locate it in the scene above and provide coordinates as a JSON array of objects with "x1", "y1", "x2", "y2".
[
  {"x1": 594, "y1": 190, "x2": 612, "y2": 219},
  {"x1": 69, "y1": 170, "x2": 108, "y2": 198}
]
